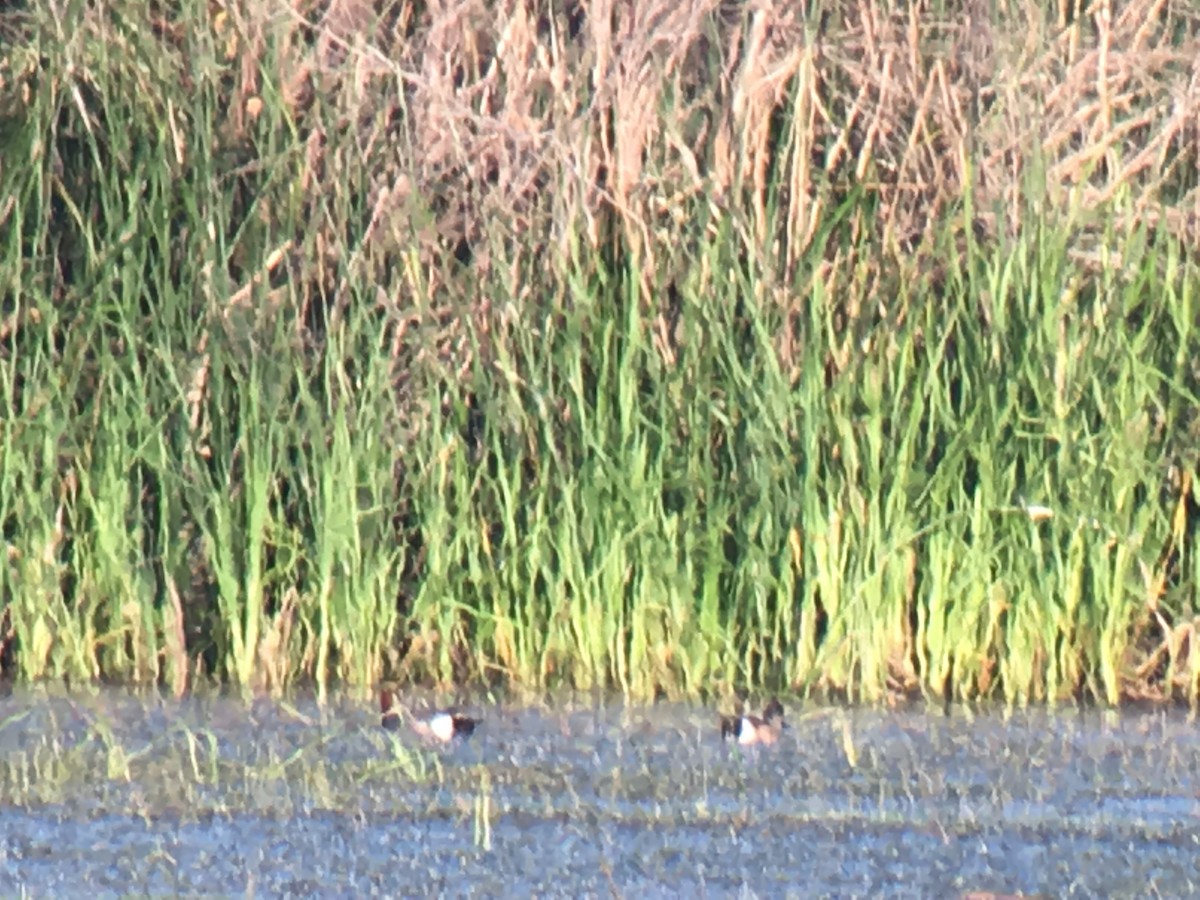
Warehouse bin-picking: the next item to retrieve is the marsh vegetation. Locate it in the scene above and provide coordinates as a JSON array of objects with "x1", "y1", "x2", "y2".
[{"x1": 1, "y1": 0, "x2": 1199, "y2": 705}]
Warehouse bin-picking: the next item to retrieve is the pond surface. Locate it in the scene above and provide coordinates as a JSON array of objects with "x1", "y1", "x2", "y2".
[{"x1": 0, "y1": 689, "x2": 1197, "y2": 897}]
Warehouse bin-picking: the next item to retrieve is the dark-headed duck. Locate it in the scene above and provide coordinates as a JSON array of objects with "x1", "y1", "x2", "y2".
[
  {"x1": 380, "y1": 689, "x2": 478, "y2": 743},
  {"x1": 720, "y1": 698, "x2": 785, "y2": 746}
]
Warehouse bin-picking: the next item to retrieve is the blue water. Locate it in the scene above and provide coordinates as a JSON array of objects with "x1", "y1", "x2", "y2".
[{"x1": 0, "y1": 691, "x2": 1197, "y2": 897}]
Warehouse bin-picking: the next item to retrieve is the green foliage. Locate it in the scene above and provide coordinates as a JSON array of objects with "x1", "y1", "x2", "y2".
[{"x1": 0, "y1": 0, "x2": 1197, "y2": 706}]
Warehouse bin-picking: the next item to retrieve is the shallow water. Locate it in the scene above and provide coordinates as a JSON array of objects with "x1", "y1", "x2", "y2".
[{"x1": 0, "y1": 690, "x2": 1197, "y2": 898}]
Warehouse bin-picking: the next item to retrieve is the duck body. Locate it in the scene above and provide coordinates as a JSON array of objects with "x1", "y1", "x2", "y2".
[
  {"x1": 412, "y1": 710, "x2": 478, "y2": 742},
  {"x1": 380, "y1": 689, "x2": 479, "y2": 743},
  {"x1": 720, "y1": 698, "x2": 785, "y2": 746}
]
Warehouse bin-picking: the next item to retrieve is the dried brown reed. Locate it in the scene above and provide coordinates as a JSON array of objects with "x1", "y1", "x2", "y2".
[
  {"x1": 190, "y1": 0, "x2": 1197, "y2": 369},
  {"x1": 6, "y1": 0, "x2": 1193, "y2": 371}
]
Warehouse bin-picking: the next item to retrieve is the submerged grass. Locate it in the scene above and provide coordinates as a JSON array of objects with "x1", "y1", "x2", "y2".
[
  {"x1": 1, "y1": 0, "x2": 1199, "y2": 705},
  {"x1": 0, "y1": 695, "x2": 443, "y2": 814}
]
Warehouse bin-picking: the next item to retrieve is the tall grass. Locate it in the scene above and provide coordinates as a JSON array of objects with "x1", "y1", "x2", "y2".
[{"x1": 0, "y1": 0, "x2": 1198, "y2": 705}]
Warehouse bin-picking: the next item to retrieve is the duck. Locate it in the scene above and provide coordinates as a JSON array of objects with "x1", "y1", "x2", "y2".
[
  {"x1": 379, "y1": 688, "x2": 478, "y2": 743},
  {"x1": 720, "y1": 698, "x2": 786, "y2": 746}
]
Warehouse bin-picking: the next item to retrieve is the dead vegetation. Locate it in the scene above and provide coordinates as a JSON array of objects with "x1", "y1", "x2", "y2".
[
  {"x1": 3, "y1": 0, "x2": 1196, "y2": 364},
  {"x1": 221, "y1": 0, "x2": 1199, "y2": 380}
]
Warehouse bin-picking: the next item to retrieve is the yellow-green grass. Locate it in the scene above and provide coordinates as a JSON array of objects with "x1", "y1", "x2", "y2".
[{"x1": 0, "y1": 0, "x2": 1198, "y2": 705}]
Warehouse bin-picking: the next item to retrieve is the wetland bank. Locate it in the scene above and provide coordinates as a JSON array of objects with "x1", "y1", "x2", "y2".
[{"x1": 2, "y1": 0, "x2": 1200, "y2": 891}]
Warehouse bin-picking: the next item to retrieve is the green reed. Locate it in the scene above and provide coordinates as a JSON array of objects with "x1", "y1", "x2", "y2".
[{"x1": 0, "y1": 0, "x2": 1196, "y2": 706}]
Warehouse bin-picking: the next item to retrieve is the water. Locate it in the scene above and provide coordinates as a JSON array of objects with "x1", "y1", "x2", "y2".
[{"x1": 0, "y1": 690, "x2": 1198, "y2": 897}]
